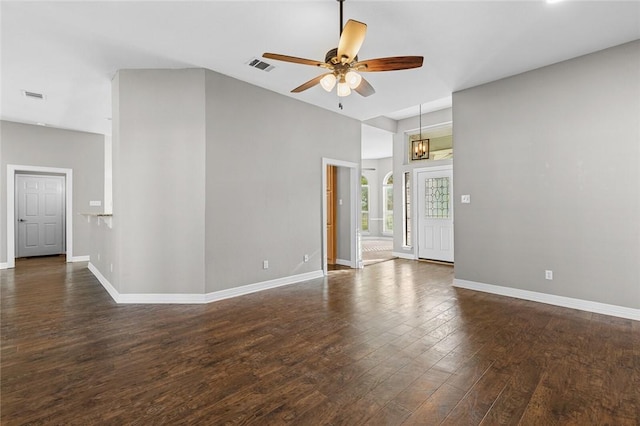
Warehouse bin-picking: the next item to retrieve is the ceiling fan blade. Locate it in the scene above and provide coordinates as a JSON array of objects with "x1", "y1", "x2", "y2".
[
  {"x1": 291, "y1": 73, "x2": 330, "y2": 93},
  {"x1": 337, "y1": 20, "x2": 367, "y2": 64},
  {"x1": 355, "y1": 56, "x2": 424, "y2": 72},
  {"x1": 354, "y1": 76, "x2": 375, "y2": 97},
  {"x1": 263, "y1": 53, "x2": 326, "y2": 67}
]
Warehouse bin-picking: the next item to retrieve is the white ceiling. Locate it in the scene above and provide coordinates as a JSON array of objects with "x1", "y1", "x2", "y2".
[{"x1": 1, "y1": 1, "x2": 639, "y2": 138}]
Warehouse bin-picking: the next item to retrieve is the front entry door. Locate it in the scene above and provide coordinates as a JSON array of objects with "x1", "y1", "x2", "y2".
[
  {"x1": 16, "y1": 174, "x2": 65, "y2": 258},
  {"x1": 417, "y1": 168, "x2": 454, "y2": 262}
]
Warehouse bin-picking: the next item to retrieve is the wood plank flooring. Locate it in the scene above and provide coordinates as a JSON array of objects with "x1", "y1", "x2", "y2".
[{"x1": 1, "y1": 256, "x2": 638, "y2": 425}]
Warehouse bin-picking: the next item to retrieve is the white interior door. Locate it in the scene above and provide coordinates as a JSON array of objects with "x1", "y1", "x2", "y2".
[
  {"x1": 417, "y1": 168, "x2": 454, "y2": 262},
  {"x1": 16, "y1": 174, "x2": 65, "y2": 258}
]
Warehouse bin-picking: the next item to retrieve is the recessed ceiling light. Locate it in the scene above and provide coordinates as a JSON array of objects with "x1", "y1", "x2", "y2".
[
  {"x1": 546, "y1": 0, "x2": 564, "y2": 4},
  {"x1": 36, "y1": 122, "x2": 46, "y2": 126}
]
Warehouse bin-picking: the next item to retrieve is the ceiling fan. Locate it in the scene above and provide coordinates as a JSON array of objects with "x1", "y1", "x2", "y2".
[{"x1": 262, "y1": 0, "x2": 423, "y2": 98}]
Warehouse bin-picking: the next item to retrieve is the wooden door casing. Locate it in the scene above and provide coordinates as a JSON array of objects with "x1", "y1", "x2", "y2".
[{"x1": 326, "y1": 165, "x2": 337, "y2": 265}]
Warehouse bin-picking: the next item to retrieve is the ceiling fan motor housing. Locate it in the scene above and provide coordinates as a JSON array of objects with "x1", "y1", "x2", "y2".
[{"x1": 325, "y1": 48, "x2": 357, "y2": 66}]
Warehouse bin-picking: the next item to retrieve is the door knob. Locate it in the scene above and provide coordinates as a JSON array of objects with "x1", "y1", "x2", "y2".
[{"x1": 18, "y1": 219, "x2": 26, "y2": 222}]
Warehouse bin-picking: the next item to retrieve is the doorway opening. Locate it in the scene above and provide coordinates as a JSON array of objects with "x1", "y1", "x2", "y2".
[
  {"x1": 15, "y1": 173, "x2": 66, "y2": 259},
  {"x1": 359, "y1": 167, "x2": 396, "y2": 266},
  {"x1": 5, "y1": 165, "x2": 73, "y2": 269},
  {"x1": 404, "y1": 120, "x2": 454, "y2": 264},
  {"x1": 322, "y1": 158, "x2": 360, "y2": 275}
]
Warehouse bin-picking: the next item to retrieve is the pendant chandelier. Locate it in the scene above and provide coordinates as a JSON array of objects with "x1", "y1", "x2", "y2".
[{"x1": 411, "y1": 104, "x2": 430, "y2": 160}]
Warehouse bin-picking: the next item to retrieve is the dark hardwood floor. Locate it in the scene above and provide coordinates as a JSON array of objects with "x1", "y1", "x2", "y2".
[{"x1": 1, "y1": 256, "x2": 638, "y2": 425}]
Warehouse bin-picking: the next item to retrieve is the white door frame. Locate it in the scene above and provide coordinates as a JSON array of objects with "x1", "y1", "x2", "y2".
[
  {"x1": 322, "y1": 158, "x2": 361, "y2": 275},
  {"x1": 15, "y1": 174, "x2": 66, "y2": 258},
  {"x1": 5, "y1": 165, "x2": 73, "y2": 269},
  {"x1": 412, "y1": 164, "x2": 453, "y2": 261}
]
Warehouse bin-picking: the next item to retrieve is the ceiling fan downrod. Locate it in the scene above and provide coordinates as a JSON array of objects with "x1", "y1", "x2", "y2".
[{"x1": 339, "y1": 0, "x2": 344, "y2": 36}]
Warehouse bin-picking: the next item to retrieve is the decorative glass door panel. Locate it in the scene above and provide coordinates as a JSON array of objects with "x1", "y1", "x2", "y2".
[{"x1": 425, "y1": 177, "x2": 450, "y2": 219}]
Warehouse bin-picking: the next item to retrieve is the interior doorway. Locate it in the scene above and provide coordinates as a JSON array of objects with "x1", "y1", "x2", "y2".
[
  {"x1": 322, "y1": 158, "x2": 360, "y2": 275},
  {"x1": 15, "y1": 174, "x2": 66, "y2": 258},
  {"x1": 5, "y1": 165, "x2": 74, "y2": 269}
]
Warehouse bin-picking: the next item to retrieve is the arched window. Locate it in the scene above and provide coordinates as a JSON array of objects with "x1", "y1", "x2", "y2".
[
  {"x1": 383, "y1": 172, "x2": 393, "y2": 234},
  {"x1": 361, "y1": 175, "x2": 369, "y2": 233}
]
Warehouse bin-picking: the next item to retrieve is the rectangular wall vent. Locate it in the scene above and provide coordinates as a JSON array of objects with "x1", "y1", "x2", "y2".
[
  {"x1": 22, "y1": 90, "x2": 45, "y2": 100},
  {"x1": 247, "y1": 58, "x2": 274, "y2": 72}
]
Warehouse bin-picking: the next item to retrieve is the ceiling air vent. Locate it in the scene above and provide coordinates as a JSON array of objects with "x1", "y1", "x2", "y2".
[
  {"x1": 22, "y1": 90, "x2": 45, "y2": 100},
  {"x1": 247, "y1": 58, "x2": 274, "y2": 72}
]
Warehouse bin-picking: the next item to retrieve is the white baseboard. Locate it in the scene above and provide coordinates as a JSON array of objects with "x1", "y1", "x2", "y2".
[
  {"x1": 119, "y1": 292, "x2": 206, "y2": 304},
  {"x1": 453, "y1": 278, "x2": 640, "y2": 321},
  {"x1": 204, "y1": 270, "x2": 324, "y2": 303},
  {"x1": 392, "y1": 251, "x2": 416, "y2": 260},
  {"x1": 69, "y1": 255, "x2": 90, "y2": 262},
  {"x1": 335, "y1": 259, "x2": 352, "y2": 267},
  {"x1": 0, "y1": 262, "x2": 8, "y2": 270},
  {"x1": 88, "y1": 262, "x2": 120, "y2": 303},
  {"x1": 87, "y1": 263, "x2": 324, "y2": 305}
]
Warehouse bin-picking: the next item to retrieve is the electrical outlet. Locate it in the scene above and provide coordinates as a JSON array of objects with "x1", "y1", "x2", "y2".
[
  {"x1": 304, "y1": 254, "x2": 309, "y2": 262},
  {"x1": 263, "y1": 260, "x2": 269, "y2": 269},
  {"x1": 545, "y1": 270, "x2": 553, "y2": 280},
  {"x1": 461, "y1": 195, "x2": 471, "y2": 204},
  {"x1": 97, "y1": 253, "x2": 101, "y2": 261}
]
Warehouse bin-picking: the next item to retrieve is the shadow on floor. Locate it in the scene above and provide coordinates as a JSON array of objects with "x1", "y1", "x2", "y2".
[{"x1": 362, "y1": 239, "x2": 396, "y2": 266}]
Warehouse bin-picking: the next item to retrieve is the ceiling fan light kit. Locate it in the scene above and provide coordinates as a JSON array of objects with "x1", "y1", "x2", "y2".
[
  {"x1": 337, "y1": 80, "x2": 351, "y2": 97},
  {"x1": 345, "y1": 71, "x2": 362, "y2": 89},
  {"x1": 262, "y1": 0, "x2": 423, "y2": 100},
  {"x1": 320, "y1": 74, "x2": 337, "y2": 91}
]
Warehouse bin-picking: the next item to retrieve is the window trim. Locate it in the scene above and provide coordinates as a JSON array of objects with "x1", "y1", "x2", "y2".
[
  {"x1": 403, "y1": 171, "x2": 412, "y2": 248},
  {"x1": 361, "y1": 175, "x2": 370, "y2": 234},
  {"x1": 382, "y1": 172, "x2": 393, "y2": 235}
]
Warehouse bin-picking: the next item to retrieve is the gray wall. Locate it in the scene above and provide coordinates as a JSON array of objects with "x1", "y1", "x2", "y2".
[
  {"x1": 453, "y1": 40, "x2": 640, "y2": 309},
  {"x1": 392, "y1": 109, "x2": 453, "y2": 255},
  {"x1": 88, "y1": 217, "x2": 114, "y2": 286},
  {"x1": 112, "y1": 69, "x2": 206, "y2": 294},
  {"x1": 204, "y1": 70, "x2": 360, "y2": 292},
  {"x1": 0, "y1": 120, "x2": 104, "y2": 263},
  {"x1": 103, "y1": 68, "x2": 360, "y2": 295}
]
